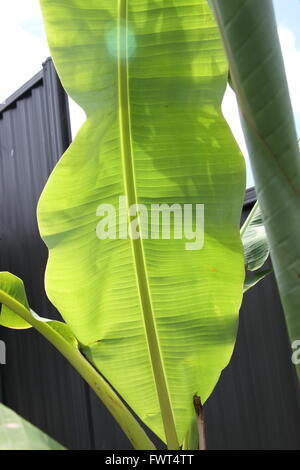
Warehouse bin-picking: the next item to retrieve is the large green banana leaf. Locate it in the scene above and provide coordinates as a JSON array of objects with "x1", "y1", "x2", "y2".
[
  {"x1": 210, "y1": 0, "x2": 300, "y2": 382},
  {"x1": 38, "y1": 0, "x2": 245, "y2": 446},
  {"x1": 0, "y1": 403, "x2": 64, "y2": 450}
]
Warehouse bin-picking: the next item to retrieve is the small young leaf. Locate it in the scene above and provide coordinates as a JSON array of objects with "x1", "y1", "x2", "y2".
[
  {"x1": 241, "y1": 202, "x2": 270, "y2": 272},
  {"x1": 0, "y1": 272, "x2": 78, "y2": 348},
  {"x1": 243, "y1": 269, "x2": 272, "y2": 293},
  {"x1": 0, "y1": 272, "x2": 31, "y2": 329}
]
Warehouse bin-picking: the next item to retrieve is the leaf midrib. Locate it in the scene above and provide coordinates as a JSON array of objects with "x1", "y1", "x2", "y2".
[{"x1": 117, "y1": 0, "x2": 178, "y2": 449}]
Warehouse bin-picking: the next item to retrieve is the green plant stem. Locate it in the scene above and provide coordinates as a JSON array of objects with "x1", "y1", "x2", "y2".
[
  {"x1": 182, "y1": 416, "x2": 199, "y2": 450},
  {"x1": 197, "y1": 411, "x2": 206, "y2": 450},
  {"x1": 182, "y1": 432, "x2": 188, "y2": 450},
  {"x1": 0, "y1": 291, "x2": 155, "y2": 450},
  {"x1": 117, "y1": 0, "x2": 179, "y2": 450}
]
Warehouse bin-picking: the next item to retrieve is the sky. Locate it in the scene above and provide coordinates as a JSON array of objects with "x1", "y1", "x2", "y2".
[{"x1": 1, "y1": 1, "x2": 299, "y2": 188}]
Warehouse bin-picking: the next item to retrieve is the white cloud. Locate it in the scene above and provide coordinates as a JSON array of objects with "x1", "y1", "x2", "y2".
[
  {"x1": 68, "y1": 98, "x2": 86, "y2": 140},
  {"x1": 0, "y1": 0, "x2": 49, "y2": 103},
  {"x1": 1, "y1": 4, "x2": 298, "y2": 187},
  {"x1": 222, "y1": 86, "x2": 254, "y2": 188},
  {"x1": 222, "y1": 26, "x2": 300, "y2": 188},
  {"x1": 0, "y1": 1, "x2": 86, "y2": 139},
  {"x1": 3, "y1": 0, "x2": 42, "y2": 21},
  {"x1": 278, "y1": 26, "x2": 300, "y2": 121}
]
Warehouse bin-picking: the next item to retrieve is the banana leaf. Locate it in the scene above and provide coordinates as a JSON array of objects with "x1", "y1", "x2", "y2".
[
  {"x1": 38, "y1": 0, "x2": 246, "y2": 447},
  {"x1": 0, "y1": 272, "x2": 79, "y2": 346},
  {"x1": 0, "y1": 403, "x2": 64, "y2": 450},
  {"x1": 241, "y1": 202, "x2": 270, "y2": 272},
  {"x1": 241, "y1": 202, "x2": 271, "y2": 292},
  {"x1": 243, "y1": 270, "x2": 272, "y2": 294},
  {"x1": 210, "y1": 0, "x2": 300, "y2": 382}
]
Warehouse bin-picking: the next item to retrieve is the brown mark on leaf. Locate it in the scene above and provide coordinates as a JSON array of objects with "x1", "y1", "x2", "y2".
[{"x1": 193, "y1": 394, "x2": 203, "y2": 417}]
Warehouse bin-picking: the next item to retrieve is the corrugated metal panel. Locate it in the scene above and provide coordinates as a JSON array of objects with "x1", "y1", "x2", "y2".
[
  {"x1": 0, "y1": 62, "x2": 299, "y2": 449},
  {"x1": 0, "y1": 59, "x2": 95, "y2": 450},
  {"x1": 206, "y1": 209, "x2": 300, "y2": 449}
]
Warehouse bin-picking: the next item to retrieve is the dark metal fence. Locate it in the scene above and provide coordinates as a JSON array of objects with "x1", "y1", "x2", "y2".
[{"x1": 0, "y1": 59, "x2": 299, "y2": 449}]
